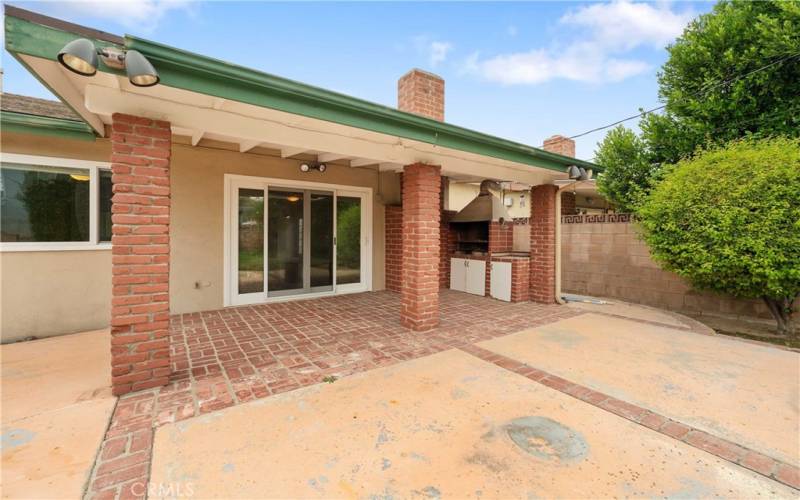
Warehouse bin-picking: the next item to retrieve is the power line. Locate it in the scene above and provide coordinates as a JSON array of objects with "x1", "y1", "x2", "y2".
[{"x1": 542, "y1": 50, "x2": 800, "y2": 147}]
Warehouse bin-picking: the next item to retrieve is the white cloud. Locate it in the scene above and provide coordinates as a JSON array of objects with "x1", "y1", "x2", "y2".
[
  {"x1": 466, "y1": 0, "x2": 694, "y2": 85},
  {"x1": 44, "y1": 0, "x2": 195, "y2": 33},
  {"x1": 413, "y1": 36, "x2": 454, "y2": 68},
  {"x1": 429, "y1": 41, "x2": 453, "y2": 67},
  {"x1": 560, "y1": 0, "x2": 692, "y2": 51}
]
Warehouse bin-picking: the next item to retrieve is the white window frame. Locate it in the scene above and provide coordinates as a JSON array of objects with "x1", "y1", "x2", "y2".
[
  {"x1": 0, "y1": 153, "x2": 112, "y2": 252},
  {"x1": 223, "y1": 173, "x2": 373, "y2": 307}
]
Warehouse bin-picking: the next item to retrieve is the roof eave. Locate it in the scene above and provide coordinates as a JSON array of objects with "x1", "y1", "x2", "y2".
[
  {"x1": 4, "y1": 7, "x2": 602, "y2": 173},
  {"x1": 0, "y1": 110, "x2": 97, "y2": 141}
]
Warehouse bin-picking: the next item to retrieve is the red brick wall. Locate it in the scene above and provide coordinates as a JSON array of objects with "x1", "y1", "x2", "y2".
[
  {"x1": 385, "y1": 205, "x2": 403, "y2": 292},
  {"x1": 561, "y1": 192, "x2": 577, "y2": 215},
  {"x1": 529, "y1": 184, "x2": 557, "y2": 304},
  {"x1": 440, "y1": 210, "x2": 456, "y2": 288},
  {"x1": 401, "y1": 163, "x2": 441, "y2": 331},
  {"x1": 109, "y1": 113, "x2": 172, "y2": 396},
  {"x1": 398, "y1": 69, "x2": 445, "y2": 121},
  {"x1": 488, "y1": 221, "x2": 513, "y2": 253},
  {"x1": 384, "y1": 205, "x2": 403, "y2": 292}
]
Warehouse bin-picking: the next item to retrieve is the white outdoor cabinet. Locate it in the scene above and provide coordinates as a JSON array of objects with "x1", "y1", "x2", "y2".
[
  {"x1": 490, "y1": 261, "x2": 512, "y2": 302},
  {"x1": 450, "y1": 258, "x2": 467, "y2": 292},
  {"x1": 450, "y1": 258, "x2": 486, "y2": 296}
]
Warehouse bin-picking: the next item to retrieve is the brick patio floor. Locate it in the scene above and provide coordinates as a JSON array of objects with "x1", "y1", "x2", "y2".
[{"x1": 87, "y1": 290, "x2": 579, "y2": 498}]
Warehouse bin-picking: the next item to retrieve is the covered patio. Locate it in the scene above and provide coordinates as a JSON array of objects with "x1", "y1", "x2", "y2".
[{"x1": 4, "y1": 6, "x2": 597, "y2": 397}]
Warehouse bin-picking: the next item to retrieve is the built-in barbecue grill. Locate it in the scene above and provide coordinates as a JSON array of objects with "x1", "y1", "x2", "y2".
[{"x1": 450, "y1": 180, "x2": 512, "y2": 254}]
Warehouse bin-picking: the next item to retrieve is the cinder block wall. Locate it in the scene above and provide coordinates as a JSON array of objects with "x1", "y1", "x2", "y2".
[{"x1": 561, "y1": 217, "x2": 773, "y2": 321}]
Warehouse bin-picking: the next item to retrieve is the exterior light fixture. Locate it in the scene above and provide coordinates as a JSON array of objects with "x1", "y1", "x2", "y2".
[
  {"x1": 124, "y1": 50, "x2": 159, "y2": 87},
  {"x1": 567, "y1": 165, "x2": 581, "y2": 179},
  {"x1": 299, "y1": 163, "x2": 326, "y2": 173},
  {"x1": 57, "y1": 39, "x2": 159, "y2": 87},
  {"x1": 58, "y1": 38, "x2": 98, "y2": 76}
]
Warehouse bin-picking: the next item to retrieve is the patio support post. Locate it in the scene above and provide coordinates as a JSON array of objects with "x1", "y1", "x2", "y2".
[
  {"x1": 529, "y1": 184, "x2": 558, "y2": 304},
  {"x1": 109, "y1": 113, "x2": 172, "y2": 396},
  {"x1": 401, "y1": 163, "x2": 441, "y2": 331}
]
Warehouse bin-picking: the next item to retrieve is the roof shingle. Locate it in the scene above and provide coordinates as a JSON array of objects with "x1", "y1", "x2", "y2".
[{"x1": 1, "y1": 93, "x2": 82, "y2": 121}]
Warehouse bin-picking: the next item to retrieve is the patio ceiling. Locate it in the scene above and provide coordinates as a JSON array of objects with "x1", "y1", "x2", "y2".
[{"x1": 4, "y1": 6, "x2": 599, "y2": 185}]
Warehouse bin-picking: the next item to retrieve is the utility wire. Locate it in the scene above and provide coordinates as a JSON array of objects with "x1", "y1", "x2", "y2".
[{"x1": 542, "y1": 50, "x2": 800, "y2": 147}]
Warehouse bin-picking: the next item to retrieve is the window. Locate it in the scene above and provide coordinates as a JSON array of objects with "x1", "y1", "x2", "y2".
[{"x1": 0, "y1": 154, "x2": 112, "y2": 251}]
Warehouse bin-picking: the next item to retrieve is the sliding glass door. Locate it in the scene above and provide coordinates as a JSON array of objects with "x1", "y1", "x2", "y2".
[{"x1": 228, "y1": 177, "x2": 369, "y2": 305}]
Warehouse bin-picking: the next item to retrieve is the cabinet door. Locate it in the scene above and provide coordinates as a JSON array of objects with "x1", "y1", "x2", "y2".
[
  {"x1": 450, "y1": 258, "x2": 467, "y2": 292},
  {"x1": 490, "y1": 261, "x2": 512, "y2": 302},
  {"x1": 465, "y1": 259, "x2": 486, "y2": 296}
]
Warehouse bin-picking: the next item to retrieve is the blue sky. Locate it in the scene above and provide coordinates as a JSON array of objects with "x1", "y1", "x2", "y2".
[{"x1": 2, "y1": 1, "x2": 712, "y2": 160}]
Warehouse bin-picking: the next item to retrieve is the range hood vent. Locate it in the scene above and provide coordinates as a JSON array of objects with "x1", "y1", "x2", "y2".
[{"x1": 450, "y1": 180, "x2": 512, "y2": 223}]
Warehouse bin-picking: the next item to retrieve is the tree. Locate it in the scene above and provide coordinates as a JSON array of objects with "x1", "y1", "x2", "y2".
[
  {"x1": 637, "y1": 138, "x2": 800, "y2": 335},
  {"x1": 645, "y1": 0, "x2": 800, "y2": 164},
  {"x1": 595, "y1": 125, "x2": 652, "y2": 212},
  {"x1": 593, "y1": 0, "x2": 800, "y2": 191}
]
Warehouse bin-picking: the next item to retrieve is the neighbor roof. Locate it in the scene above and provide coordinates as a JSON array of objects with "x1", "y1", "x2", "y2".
[
  {"x1": 3, "y1": 5, "x2": 601, "y2": 172},
  {"x1": 1, "y1": 92, "x2": 81, "y2": 120}
]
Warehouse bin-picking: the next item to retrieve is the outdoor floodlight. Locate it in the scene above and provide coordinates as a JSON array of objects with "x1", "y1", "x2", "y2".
[
  {"x1": 317, "y1": 163, "x2": 327, "y2": 173},
  {"x1": 567, "y1": 165, "x2": 581, "y2": 179},
  {"x1": 57, "y1": 39, "x2": 159, "y2": 87},
  {"x1": 58, "y1": 38, "x2": 98, "y2": 76},
  {"x1": 124, "y1": 50, "x2": 159, "y2": 87},
  {"x1": 300, "y1": 163, "x2": 311, "y2": 172}
]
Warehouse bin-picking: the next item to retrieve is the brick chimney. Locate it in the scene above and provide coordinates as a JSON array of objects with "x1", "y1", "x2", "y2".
[
  {"x1": 398, "y1": 69, "x2": 445, "y2": 121},
  {"x1": 543, "y1": 135, "x2": 575, "y2": 158},
  {"x1": 543, "y1": 134, "x2": 578, "y2": 215}
]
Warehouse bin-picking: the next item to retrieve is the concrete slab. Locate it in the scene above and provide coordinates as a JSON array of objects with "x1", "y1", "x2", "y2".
[
  {"x1": 1, "y1": 330, "x2": 115, "y2": 498},
  {"x1": 1, "y1": 399, "x2": 115, "y2": 498},
  {"x1": 2, "y1": 329, "x2": 112, "y2": 423},
  {"x1": 151, "y1": 349, "x2": 793, "y2": 498},
  {"x1": 565, "y1": 298, "x2": 695, "y2": 330},
  {"x1": 479, "y1": 313, "x2": 800, "y2": 467}
]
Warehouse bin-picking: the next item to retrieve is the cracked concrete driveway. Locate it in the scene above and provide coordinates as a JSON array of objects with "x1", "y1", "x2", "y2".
[{"x1": 148, "y1": 308, "x2": 799, "y2": 499}]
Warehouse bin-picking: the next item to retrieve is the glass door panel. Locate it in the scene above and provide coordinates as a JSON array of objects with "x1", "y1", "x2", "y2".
[
  {"x1": 310, "y1": 192, "x2": 334, "y2": 290},
  {"x1": 237, "y1": 188, "x2": 264, "y2": 295},
  {"x1": 336, "y1": 196, "x2": 362, "y2": 285},
  {"x1": 268, "y1": 189, "x2": 304, "y2": 295}
]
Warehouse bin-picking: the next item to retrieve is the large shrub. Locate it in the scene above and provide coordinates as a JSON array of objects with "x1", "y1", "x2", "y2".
[{"x1": 638, "y1": 138, "x2": 800, "y2": 335}]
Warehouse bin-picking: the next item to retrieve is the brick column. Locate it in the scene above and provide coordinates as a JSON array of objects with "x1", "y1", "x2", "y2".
[
  {"x1": 109, "y1": 113, "x2": 172, "y2": 396},
  {"x1": 401, "y1": 163, "x2": 441, "y2": 331},
  {"x1": 529, "y1": 184, "x2": 557, "y2": 303}
]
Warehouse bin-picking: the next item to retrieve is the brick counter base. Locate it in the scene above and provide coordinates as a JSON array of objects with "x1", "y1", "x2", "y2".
[{"x1": 459, "y1": 344, "x2": 800, "y2": 490}]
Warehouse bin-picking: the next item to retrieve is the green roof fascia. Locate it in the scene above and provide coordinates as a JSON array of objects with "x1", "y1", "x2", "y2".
[
  {"x1": 127, "y1": 35, "x2": 600, "y2": 173},
  {"x1": 1, "y1": 110, "x2": 97, "y2": 141},
  {"x1": 4, "y1": 13, "x2": 601, "y2": 172}
]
